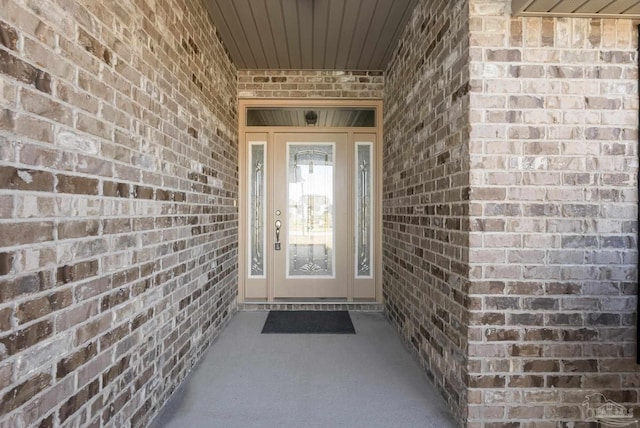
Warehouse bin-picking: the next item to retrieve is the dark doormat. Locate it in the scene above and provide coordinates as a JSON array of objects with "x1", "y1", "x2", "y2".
[{"x1": 261, "y1": 311, "x2": 356, "y2": 334}]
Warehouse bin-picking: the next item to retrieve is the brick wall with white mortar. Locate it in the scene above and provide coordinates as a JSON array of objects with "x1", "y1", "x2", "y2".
[
  {"x1": 468, "y1": 0, "x2": 639, "y2": 426},
  {"x1": 237, "y1": 69, "x2": 384, "y2": 99},
  {"x1": 386, "y1": 0, "x2": 640, "y2": 426},
  {"x1": 383, "y1": 0, "x2": 471, "y2": 422},
  {"x1": 0, "y1": 0, "x2": 238, "y2": 426}
]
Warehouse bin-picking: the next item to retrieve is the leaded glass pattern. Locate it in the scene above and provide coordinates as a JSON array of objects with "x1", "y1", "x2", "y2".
[
  {"x1": 287, "y1": 144, "x2": 335, "y2": 277},
  {"x1": 249, "y1": 143, "x2": 265, "y2": 277},
  {"x1": 356, "y1": 143, "x2": 372, "y2": 277}
]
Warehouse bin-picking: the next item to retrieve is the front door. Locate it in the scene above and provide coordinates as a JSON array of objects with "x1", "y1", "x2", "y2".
[
  {"x1": 241, "y1": 101, "x2": 381, "y2": 303},
  {"x1": 273, "y1": 133, "x2": 348, "y2": 298}
]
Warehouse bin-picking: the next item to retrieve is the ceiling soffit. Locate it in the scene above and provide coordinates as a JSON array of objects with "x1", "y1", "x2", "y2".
[
  {"x1": 203, "y1": 0, "x2": 640, "y2": 71},
  {"x1": 202, "y1": 0, "x2": 418, "y2": 70},
  {"x1": 512, "y1": 0, "x2": 640, "y2": 18}
]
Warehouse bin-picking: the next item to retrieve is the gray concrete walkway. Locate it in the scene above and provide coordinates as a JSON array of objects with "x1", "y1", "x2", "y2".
[{"x1": 151, "y1": 311, "x2": 457, "y2": 428}]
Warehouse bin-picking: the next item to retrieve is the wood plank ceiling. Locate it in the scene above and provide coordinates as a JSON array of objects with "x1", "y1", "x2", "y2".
[
  {"x1": 513, "y1": 0, "x2": 640, "y2": 17},
  {"x1": 202, "y1": 0, "x2": 418, "y2": 70}
]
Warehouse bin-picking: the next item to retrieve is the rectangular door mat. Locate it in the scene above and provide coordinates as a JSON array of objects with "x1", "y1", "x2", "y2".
[{"x1": 261, "y1": 311, "x2": 356, "y2": 334}]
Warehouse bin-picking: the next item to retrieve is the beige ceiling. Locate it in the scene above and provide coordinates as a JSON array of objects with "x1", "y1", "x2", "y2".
[
  {"x1": 513, "y1": 0, "x2": 640, "y2": 18},
  {"x1": 202, "y1": 0, "x2": 418, "y2": 70}
]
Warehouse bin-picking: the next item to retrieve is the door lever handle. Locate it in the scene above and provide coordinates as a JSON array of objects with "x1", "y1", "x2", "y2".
[{"x1": 275, "y1": 220, "x2": 282, "y2": 250}]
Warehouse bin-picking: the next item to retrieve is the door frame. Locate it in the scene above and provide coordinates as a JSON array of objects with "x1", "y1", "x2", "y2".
[{"x1": 238, "y1": 98, "x2": 383, "y2": 303}]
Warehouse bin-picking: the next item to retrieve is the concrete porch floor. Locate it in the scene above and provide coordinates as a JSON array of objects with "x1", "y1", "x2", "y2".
[{"x1": 151, "y1": 311, "x2": 457, "y2": 428}]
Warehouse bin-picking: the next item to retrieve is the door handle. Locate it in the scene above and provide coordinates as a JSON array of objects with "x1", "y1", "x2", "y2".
[{"x1": 275, "y1": 220, "x2": 282, "y2": 250}]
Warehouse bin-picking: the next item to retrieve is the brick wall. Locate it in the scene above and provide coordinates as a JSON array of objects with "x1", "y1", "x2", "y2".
[
  {"x1": 0, "y1": 0, "x2": 238, "y2": 426},
  {"x1": 383, "y1": 0, "x2": 471, "y2": 422},
  {"x1": 238, "y1": 69, "x2": 384, "y2": 98},
  {"x1": 386, "y1": 0, "x2": 640, "y2": 426},
  {"x1": 468, "y1": 0, "x2": 639, "y2": 426}
]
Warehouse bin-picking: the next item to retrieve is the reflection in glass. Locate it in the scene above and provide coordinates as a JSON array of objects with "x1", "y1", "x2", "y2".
[
  {"x1": 250, "y1": 144, "x2": 265, "y2": 277},
  {"x1": 356, "y1": 143, "x2": 372, "y2": 277},
  {"x1": 287, "y1": 144, "x2": 334, "y2": 277},
  {"x1": 247, "y1": 108, "x2": 375, "y2": 127}
]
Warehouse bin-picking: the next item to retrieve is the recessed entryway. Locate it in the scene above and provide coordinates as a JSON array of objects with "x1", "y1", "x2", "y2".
[{"x1": 239, "y1": 100, "x2": 383, "y2": 303}]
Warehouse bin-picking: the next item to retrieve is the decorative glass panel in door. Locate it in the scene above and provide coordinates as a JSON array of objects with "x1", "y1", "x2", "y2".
[
  {"x1": 356, "y1": 143, "x2": 372, "y2": 278},
  {"x1": 249, "y1": 143, "x2": 266, "y2": 277},
  {"x1": 352, "y1": 134, "x2": 377, "y2": 300},
  {"x1": 287, "y1": 144, "x2": 335, "y2": 278}
]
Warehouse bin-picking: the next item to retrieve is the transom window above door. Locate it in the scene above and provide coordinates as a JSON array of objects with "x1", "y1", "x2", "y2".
[{"x1": 246, "y1": 108, "x2": 376, "y2": 127}]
